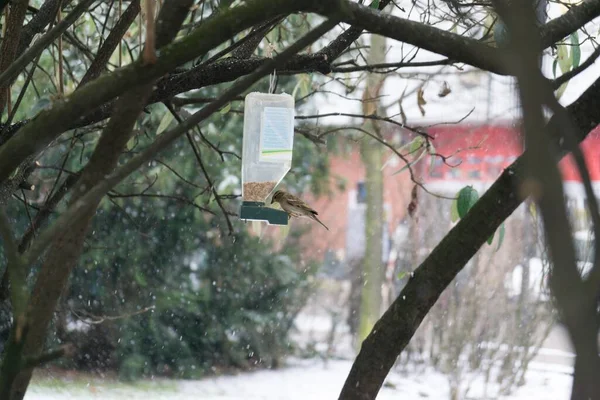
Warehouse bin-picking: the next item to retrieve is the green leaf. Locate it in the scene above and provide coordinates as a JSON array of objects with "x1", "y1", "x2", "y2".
[
  {"x1": 487, "y1": 231, "x2": 494, "y2": 245},
  {"x1": 126, "y1": 136, "x2": 136, "y2": 151},
  {"x1": 570, "y1": 32, "x2": 581, "y2": 69},
  {"x1": 397, "y1": 271, "x2": 407, "y2": 280},
  {"x1": 450, "y1": 198, "x2": 459, "y2": 223},
  {"x1": 428, "y1": 143, "x2": 436, "y2": 174},
  {"x1": 156, "y1": 111, "x2": 174, "y2": 135},
  {"x1": 555, "y1": 81, "x2": 568, "y2": 100},
  {"x1": 8, "y1": 167, "x2": 19, "y2": 180},
  {"x1": 557, "y1": 41, "x2": 570, "y2": 74},
  {"x1": 456, "y1": 185, "x2": 479, "y2": 219},
  {"x1": 529, "y1": 202, "x2": 537, "y2": 220},
  {"x1": 291, "y1": 79, "x2": 302, "y2": 99},
  {"x1": 409, "y1": 136, "x2": 424, "y2": 154},
  {"x1": 370, "y1": 0, "x2": 380, "y2": 9},
  {"x1": 392, "y1": 149, "x2": 426, "y2": 175},
  {"x1": 219, "y1": 102, "x2": 232, "y2": 114},
  {"x1": 300, "y1": 76, "x2": 311, "y2": 98},
  {"x1": 495, "y1": 223, "x2": 506, "y2": 252}
]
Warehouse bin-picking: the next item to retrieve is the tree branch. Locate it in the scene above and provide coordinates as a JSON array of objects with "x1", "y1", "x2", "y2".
[
  {"x1": 338, "y1": 69, "x2": 600, "y2": 400},
  {"x1": 0, "y1": 0, "x2": 311, "y2": 186},
  {"x1": 0, "y1": 0, "x2": 30, "y2": 112},
  {"x1": 0, "y1": 0, "x2": 98, "y2": 89},
  {"x1": 21, "y1": 17, "x2": 339, "y2": 289},
  {"x1": 79, "y1": 0, "x2": 140, "y2": 86},
  {"x1": 17, "y1": 0, "x2": 69, "y2": 57}
]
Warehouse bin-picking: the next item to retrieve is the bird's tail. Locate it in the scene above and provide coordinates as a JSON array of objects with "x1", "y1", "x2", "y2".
[{"x1": 311, "y1": 214, "x2": 329, "y2": 231}]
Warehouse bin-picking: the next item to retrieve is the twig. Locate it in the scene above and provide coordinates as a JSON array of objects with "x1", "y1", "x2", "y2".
[
  {"x1": 295, "y1": 112, "x2": 433, "y2": 139},
  {"x1": 164, "y1": 102, "x2": 234, "y2": 231},
  {"x1": 0, "y1": 52, "x2": 42, "y2": 138},
  {"x1": 330, "y1": 58, "x2": 456, "y2": 73},
  {"x1": 107, "y1": 190, "x2": 216, "y2": 215},
  {"x1": 164, "y1": 101, "x2": 235, "y2": 232},
  {"x1": 420, "y1": 108, "x2": 475, "y2": 128},
  {"x1": 188, "y1": 131, "x2": 234, "y2": 233},
  {"x1": 171, "y1": 95, "x2": 244, "y2": 107},
  {"x1": 153, "y1": 159, "x2": 203, "y2": 189},
  {"x1": 337, "y1": 126, "x2": 456, "y2": 200},
  {"x1": 172, "y1": 105, "x2": 241, "y2": 160},
  {"x1": 70, "y1": 305, "x2": 155, "y2": 324}
]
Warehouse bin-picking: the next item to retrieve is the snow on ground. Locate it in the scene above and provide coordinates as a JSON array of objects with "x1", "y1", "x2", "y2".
[
  {"x1": 26, "y1": 309, "x2": 574, "y2": 400},
  {"x1": 25, "y1": 357, "x2": 573, "y2": 400},
  {"x1": 25, "y1": 304, "x2": 576, "y2": 399}
]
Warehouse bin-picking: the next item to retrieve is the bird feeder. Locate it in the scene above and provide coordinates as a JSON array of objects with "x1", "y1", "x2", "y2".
[{"x1": 240, "y1": 92, "x2": 294, "y2": 225}]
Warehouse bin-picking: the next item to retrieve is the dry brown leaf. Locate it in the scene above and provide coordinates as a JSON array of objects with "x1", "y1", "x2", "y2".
[
  {"x1": 438, "y1": 81, "x2": 452, "y2": 97},
  {"x1": 417, "y1": 86, "x2": 427, "y2": 116}
]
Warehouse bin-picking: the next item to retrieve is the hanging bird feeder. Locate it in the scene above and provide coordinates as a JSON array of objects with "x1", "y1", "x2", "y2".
[{"x1": 240, "y1": 92, "x2": 294, "y2": 225}]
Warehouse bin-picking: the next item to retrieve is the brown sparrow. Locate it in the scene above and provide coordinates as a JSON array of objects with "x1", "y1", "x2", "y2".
[{"x1": 271, "y1": 190, "x2": 329, "y2": 231}]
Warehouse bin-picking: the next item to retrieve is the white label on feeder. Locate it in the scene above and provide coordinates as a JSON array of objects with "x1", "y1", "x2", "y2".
[{"x1": 259, "y1": 107, "x2": 294, "y2": 162}]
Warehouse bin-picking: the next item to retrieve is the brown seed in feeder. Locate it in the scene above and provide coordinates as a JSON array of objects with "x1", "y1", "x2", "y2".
[{"x1": 243, "y1": 181, "x2": 277, "y2": 202}]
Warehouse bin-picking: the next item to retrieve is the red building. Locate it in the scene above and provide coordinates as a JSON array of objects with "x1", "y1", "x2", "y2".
[
  {"x1": 299, "y1": 124, "x2": 600, "y2": 264},
  {"x1": 424, "y1": 123, "x2": 600, "y2": 183}
]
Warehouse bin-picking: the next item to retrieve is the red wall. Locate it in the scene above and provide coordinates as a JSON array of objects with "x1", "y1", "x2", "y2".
[{"x1": 423, "y1": 124, "x2": 600, "y2": 182}]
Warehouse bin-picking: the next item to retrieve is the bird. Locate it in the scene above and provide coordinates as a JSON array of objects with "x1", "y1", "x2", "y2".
[{"x1": 271, "y1": 190, "x2": 329, "y2": 231}]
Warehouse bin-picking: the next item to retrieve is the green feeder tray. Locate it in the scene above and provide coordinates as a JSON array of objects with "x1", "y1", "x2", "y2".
[{"x1": 240, "y1": 202, "x2": 289, "y2": 226}]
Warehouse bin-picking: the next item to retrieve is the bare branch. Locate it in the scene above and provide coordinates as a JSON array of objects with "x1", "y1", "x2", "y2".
[
  {"x1": 296, "y1": 112, "x2": 433, "y2": 139},
  {"x1": 70, "y1": 305, "x2": 155, "y2": 325},
  {"x1": 331, "y1": 58, "x2": 456, "y2": 73}
]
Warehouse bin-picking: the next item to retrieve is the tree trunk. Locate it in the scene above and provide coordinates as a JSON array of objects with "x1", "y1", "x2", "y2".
[{"x1": 358, "y1": 32, "x2": 386, "y2": 343}]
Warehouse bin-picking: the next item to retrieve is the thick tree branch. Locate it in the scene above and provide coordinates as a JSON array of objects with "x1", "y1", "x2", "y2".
[
  {"x1": 539, "y1": 0, "x2": 600, "y2": 49},
  {"x1": 311, "y1": 0, "x2": 600, "y2": 76},
  {"x1": 0, "y1": 0, "x2": 310, "y2": 186},
  {"x1": 56, "y1": 0, "x2": 600, "y2": 132},
  {"x1": 501, "y1": 0, "x2": 600, "y2": 397},
  {"x1": 0, "y1": 0, "x2": 30, "y2": 113},
  {"x1": 75, "y1": 53, "x2": 332, "y2": 128},
  {"x1": 230, "y1": 16, "x2": 285, "y2": 59},
  {"x1": 338, "y1": 71, "x2": 600, "y2": 400},
  {"x1": 316, "y1": 1, "x2": 506, "y2": 74},
  {"x1": 317, "y1": 0, "x2": 393, "y2": 61},
  {"x1": 7, "y1": 0, "x2": 198, "y2": 397},
  {"x1": 1, "y1": 0, "x2": 595, "y2": 184},
  {"x1": 21, "y1": 19, "x2": 339, "y2": 273},
  {"x1": 79, "y1": 0, "x2": 140, "y2": 86},
  {"x1": 17, "y1": 0, "x2": 70, "y2": 57}
]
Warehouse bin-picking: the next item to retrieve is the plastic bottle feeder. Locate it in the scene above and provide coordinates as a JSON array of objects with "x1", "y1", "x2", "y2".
[{"x1": 240, "y1": 92, "x2": 294, "y2": 225}]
